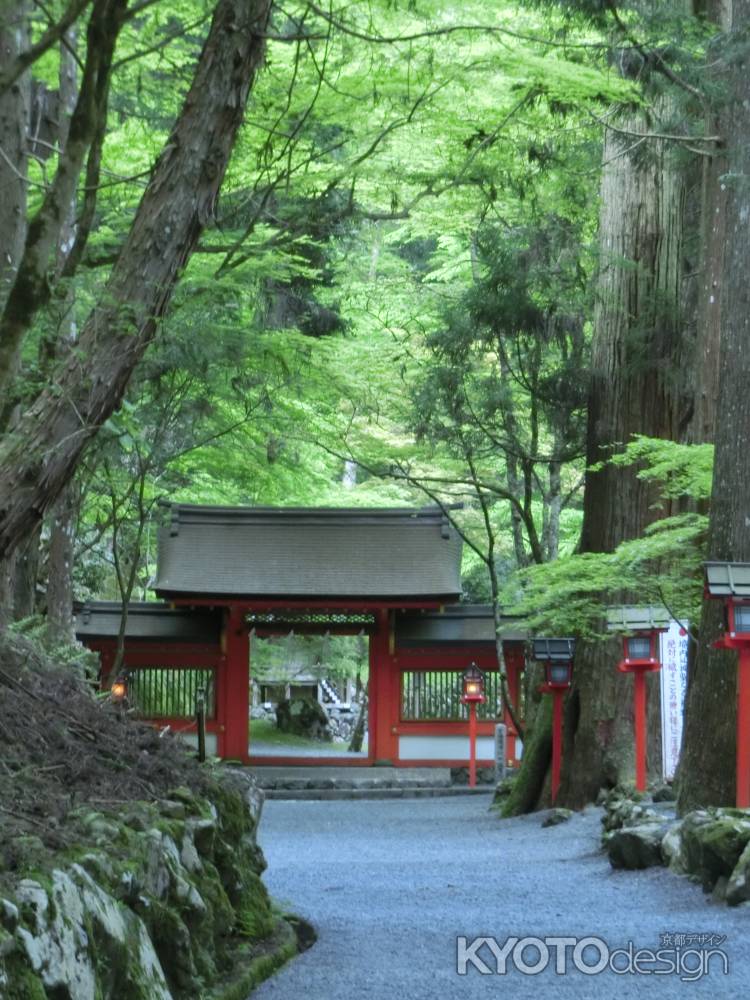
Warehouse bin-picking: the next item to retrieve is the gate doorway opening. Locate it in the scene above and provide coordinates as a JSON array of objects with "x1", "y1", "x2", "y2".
[{"x1": 249, "y1": 631, "x2": 370, "y2": 760}]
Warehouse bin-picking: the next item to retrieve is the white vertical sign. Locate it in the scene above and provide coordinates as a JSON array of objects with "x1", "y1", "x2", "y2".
[{"x1": 659, "y1": 620, "x2": 689, "y2": 780}]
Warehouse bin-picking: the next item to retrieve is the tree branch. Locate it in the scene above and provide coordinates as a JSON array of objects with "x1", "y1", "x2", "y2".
[{"x1": 0, "y1": 0, "x2": 92, "y2": 97}]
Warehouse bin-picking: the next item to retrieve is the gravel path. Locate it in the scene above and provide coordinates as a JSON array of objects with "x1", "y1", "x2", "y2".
[{"x1": 251, "y1": 796, "x2": 748, "y2": 999}]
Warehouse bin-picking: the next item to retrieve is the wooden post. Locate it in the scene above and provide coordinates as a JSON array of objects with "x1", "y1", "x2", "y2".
[
  {"x1": 634, "y1": 670, "x2": 647, "y2": 793},
  {"x1": 221, "y1": 606, "x2": 249, "y2": 762},
  {"x1": 737, "y1": 647, "x2": 750, "y2": 809},
  {"x1": 468, "y1": 702, "x2": 478, "y2": 788},
  {"x1": 551, "y1": 689, "x2": 564, "y2": 803}
]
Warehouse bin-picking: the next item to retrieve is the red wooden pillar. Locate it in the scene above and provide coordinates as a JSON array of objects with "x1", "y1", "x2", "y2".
[
  {"x1": 633, "y1": 670, "x2": 648, "y2": 794},
  {"x1": 737, "y1": 647, "x2": 750, "y2": 809},
  {"x1": 503, "y1": 641, "x2": 525, "y2": 765},
  {"x1": 370, "y1": 609, "x2": 399, "y2": 763},
  {"x1": 551, "y1": 688, "x2": 564, "y2": 803},
  {"x1": 468, "y1": 702, "x2": 478, "y2": 787},
  {"x1": 219, "y1": 606, "x2": 250, "y2": 762}
]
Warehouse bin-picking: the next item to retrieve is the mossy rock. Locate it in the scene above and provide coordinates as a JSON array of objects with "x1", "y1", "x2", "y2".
[
  {"x1": 606, "y1": 823, "x2": 667, "y2": 870},
  {"x1": 602, "y1": 798, "x2": 660, "y2": 833},
  {"x1": 276, "y1": 697, "x2": 332, "y2": 741},
  {"x1": 542, "y1": 808, "x2": 573, "y2": 828},
  {"x1": 1, "y1": 950, "x2": 47, "y2": 1000},
  {"x1": 168, "y1": 787, "x2": 204, "y2": 816},
  {"x1": 491, "y1": 777, "x2": 515, "y2": 809},
  {"x1": 208, "y1": 918, "x2": 298, "y2": 1000},
  {"x1": 680, "y1": 812, "x2": 750, "y2": 888},
  {"x1": 137, "y1": 897, "x2": 200, "y2": 996},
  {"x1": 727, "y1": 840, "x2": 750, "y2": 906},
  {"x1": 235, "y1": 871, "x2": 275, "y2": 940},
  {"x1": 7, "y1": 836, "x2": 48, "y2": 875}
]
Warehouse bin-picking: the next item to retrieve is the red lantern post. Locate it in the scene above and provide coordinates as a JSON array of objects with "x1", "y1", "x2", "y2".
[
  {"x1": 533, "y1": 639, "x2": 575, "y2": 803},
  {"x1": 461, "y1": 663, "x2": 486, "y2": 788},
  {"x1": 607, "y1": 607, "x2": 670, "y2": 794},
  {"x1": 704, "y1": 562, "x2": 750, "y2": 808}
]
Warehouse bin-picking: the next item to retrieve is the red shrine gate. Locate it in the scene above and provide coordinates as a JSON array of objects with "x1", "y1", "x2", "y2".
[{"x1": 76, "y1": 504, "x2": 527, "y2": 768}]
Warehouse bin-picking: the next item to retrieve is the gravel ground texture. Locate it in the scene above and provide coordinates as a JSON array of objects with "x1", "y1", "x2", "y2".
[{"x1": 251, "y1": 795, "x2": 749, "y2": 999}]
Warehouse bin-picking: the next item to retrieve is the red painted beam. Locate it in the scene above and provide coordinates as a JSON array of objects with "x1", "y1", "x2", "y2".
[
  {"x1": 394, "y1": 650, "x2": 499, "y2": 671},
  {"x1": 114, "y1": 645, "x2": 220, "y2": 669}
]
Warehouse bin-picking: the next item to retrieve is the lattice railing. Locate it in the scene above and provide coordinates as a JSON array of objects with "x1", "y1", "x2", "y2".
[
  {"x1": 401, "y1": 670, "x2": 500, "y2": 721},
  {"x1": 127, "y1": 667, "x2": 216, "y2": 720}
]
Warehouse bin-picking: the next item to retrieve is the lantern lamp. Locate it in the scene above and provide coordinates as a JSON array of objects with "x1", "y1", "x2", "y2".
[
  {"x1": 531, "y1": 637, "x2": 576, "y2": 803},
  {"x1": 731, "y1": 603, "x2": 750, "y2": 636},
  {"x1": 110, "y1": 674, "x2": 128, "y2": 702},
  {"x1": 625, "y1": 635, "x2": 653, "y2": 662},
  {"x1": 546, "y1": 661, "x2": 573, "y2": 689},
  {"x1": 461, "y1": 663, "x2": 486, "y2": 704},
  {"x1": 606, "y1": 606, "x2": 670, "y2": 792}
]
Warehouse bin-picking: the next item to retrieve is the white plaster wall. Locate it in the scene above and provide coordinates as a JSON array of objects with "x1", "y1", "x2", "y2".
[
  {"x1": 178, "y1": 732, "x2": 218, "y2": 755},
  {"x1": 398, "y1": 734, "x2": 495, "y2": 761}
]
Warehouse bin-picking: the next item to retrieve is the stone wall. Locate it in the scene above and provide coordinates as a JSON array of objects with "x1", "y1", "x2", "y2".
[{"x1": 0, "y1": 771, "x2": 299, "y2": 999}]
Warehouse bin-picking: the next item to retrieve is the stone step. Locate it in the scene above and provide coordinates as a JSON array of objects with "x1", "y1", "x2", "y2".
[
  {"x1": 251, "y1": 765, "x2": 456, "y2": 791},
  {"x1": 263, "y1": 786, "x2": 494, "y2": 801}
]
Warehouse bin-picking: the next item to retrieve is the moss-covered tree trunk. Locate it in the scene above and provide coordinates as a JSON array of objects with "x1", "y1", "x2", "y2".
[
  {"x1": 502, "y1": 662, "x2": 551, "y2": 816},
  {"x1": 678, "y1": 0, "x2": 750, "y2": 811}
]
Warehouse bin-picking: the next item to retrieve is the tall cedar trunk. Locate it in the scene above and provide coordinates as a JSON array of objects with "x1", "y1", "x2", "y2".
[
  {"x1": 557, "y1": 103, "x2": 692, "y2": 807},
  {"x1": 0, "y1": 0, "x2": 272, "y2": 561},
  {"x1": 678, "y1": 0, "x2": 750, "y2": 811},
  {"x1": 0, "y1": 6, "x2": 29, "y2": 627},
  {"x1": 688, "y1": 0, "x2": 731, "y2": 445}
]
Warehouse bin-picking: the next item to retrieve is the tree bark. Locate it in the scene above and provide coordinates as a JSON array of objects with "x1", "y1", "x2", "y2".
[
  {"x1": 679, "y1": 0, "x2": 750, "y2": 811},
  {"x1": 0, "y1": 4, "x2": 30, "y2": 626},
  {"x1": 0, "y1": 0, "x2": 272, "y2": 561},
  {"x1": 43, "y1": 31, "x2": 81, "y2": 643},
  {"x1": 0, "y1": 6, "x2": 29, "y2": 312},
  {"x1": 501, "y1": 664, "x2": 551, "y2": 816},
  {"x1": 0, "y1": 0, "x2": 126, "y2": 404},
  {"x1": 558, "y1": 100, "x2": 694, "y2": 807},
  {"x1": 687, "y1": 1, "x2": 731, "y2": 444},
  {"x1": 46, "y1": 484, "x2": 79, "y2": 643}
]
